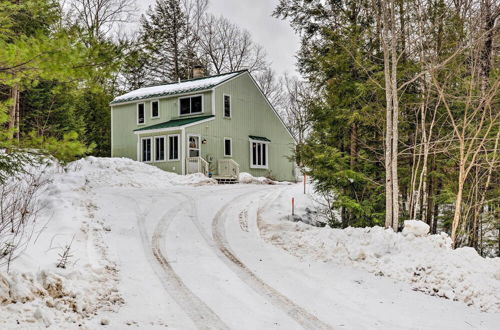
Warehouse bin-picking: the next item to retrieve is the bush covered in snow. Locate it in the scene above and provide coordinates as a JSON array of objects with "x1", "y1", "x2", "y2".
[{"x1": 262, "y1": 220, "x2": 500, "y2": 312}]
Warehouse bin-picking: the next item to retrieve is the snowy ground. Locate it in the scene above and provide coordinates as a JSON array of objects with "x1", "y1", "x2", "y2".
[{"x1": 1, "y1": 157, "x2": 499, "y2": 329}]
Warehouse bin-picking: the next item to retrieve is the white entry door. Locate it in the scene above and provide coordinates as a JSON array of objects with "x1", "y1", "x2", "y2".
[
  {"x1": 187, "y1": 135, "x2": 201, "y2": 174},
  {"x1": 188, "y1": 135, "x2": 200, "y2": 157}
]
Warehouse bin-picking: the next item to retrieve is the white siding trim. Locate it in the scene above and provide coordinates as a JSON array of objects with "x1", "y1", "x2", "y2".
[
  {"x1": 211, "y1": 88, "x2": 216, "y2": 115},
  {"x1": 181, "y1": 128, "x2": 186, "y2": 175},
  {"x1": 110, "y1": 107, "x2": 114, "y2": 157}
]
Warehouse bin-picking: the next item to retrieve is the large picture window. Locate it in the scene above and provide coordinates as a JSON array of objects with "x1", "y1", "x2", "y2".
[
  {"x1": 179, "y1": 95, "x2": 202, "y2": 115},
  {"x1": 155, "y1": 136, "x2": 165, "y2": 161},
  {"x1": 223, "y1": 94, "x2": 231, "y2": 118},
  {"x1": 250, "y1": 141, "x2": 268, "y2": 168},
  {"x1": 141, "y1": 137, "x2": 152, "y2": 162},
  {"x1": 168, "y1": 135, "x2": 180, "y2": 160},
  {"x1": 137, "y1": 103, "x2": 145, "y2": 124}
]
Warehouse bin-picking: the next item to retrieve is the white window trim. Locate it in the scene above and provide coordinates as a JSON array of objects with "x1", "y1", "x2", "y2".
[
  {"x1": 137, "y1": 103, "x2": 146, "y2": 125},
  {"x1": 249, "y1": 139, "x2": 269, "y2": 169},
  {"x1": 178, "y1": 94, "x2": 204, "y2": 116},
  {"x1": 167, "y1": 134, "x2": 180, "y2": 161},
  {"x1": 151, "y1": 100, "x2": 160, "y2": 119},
  {"x1": 187, "y1": 134, "x2": 201, "y2": 157},
  {"x1": 154, "y1": 135, "x2": 167, "y2": 162},
  {"x1": 223, "y1": 94, "x2": 231, "y2": 118},
  {"x1": 140, "y1": 137, "x2": 152, "y2": 163},
  {"x1": 223, "y1": 137, "x2": 232, "y2": 157}
]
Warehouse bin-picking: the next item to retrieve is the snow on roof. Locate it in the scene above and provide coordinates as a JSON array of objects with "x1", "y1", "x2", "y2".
[{"x1": 111, "y1": 70, "x2": 245, "y2": 104}]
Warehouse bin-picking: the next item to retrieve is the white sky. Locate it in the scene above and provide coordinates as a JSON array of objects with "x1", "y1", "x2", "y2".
[{"x1": 135, "y1": 0, "x2": 300, "y2": 76}]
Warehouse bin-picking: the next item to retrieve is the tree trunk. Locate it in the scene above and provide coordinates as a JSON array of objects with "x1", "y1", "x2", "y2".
[
  {"x1": 8, "y1": 86, "x2": 19, "y2": 140},
  {"x1": 350, "y1": 122, "x2": 358, "y2": 169}
]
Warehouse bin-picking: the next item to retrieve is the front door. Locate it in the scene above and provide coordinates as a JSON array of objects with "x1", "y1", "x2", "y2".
[
  {"x1": 187, "y1": 135, "x2": 201, "y2": 174},
  {"x1": 188, "y1": 135, "x2": 200, "y2": 157}
]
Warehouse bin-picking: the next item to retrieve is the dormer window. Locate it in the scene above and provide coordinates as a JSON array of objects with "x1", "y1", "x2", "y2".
[
  {"x1": 151, "y1": 100, "x2": 159, "y2": 118},
  {"x1": 137, "y1": 103, "x2": 145, "y2": 124},
  {"x1": 179, "y1": 95, "x2": 203, "y2": 115}
]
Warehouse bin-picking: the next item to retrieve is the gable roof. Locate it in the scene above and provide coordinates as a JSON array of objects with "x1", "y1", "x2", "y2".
[
  {"x1": 134, "y1": 115, "x2": 214, "y2": 132},
  {"x1": 111, "y1": 70, "x2": 247, "y2": 105}
]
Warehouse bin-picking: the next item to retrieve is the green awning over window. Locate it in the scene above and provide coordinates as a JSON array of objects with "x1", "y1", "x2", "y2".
[
  {"x1": 249, "y1": 135, "x2": 271, "y2": 142},
  {"x1": 134, "y1": 115, "x2": 214, "y2": 132}
]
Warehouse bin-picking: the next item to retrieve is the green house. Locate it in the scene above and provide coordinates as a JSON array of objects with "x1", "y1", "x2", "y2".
[{"x1": 110, "y1": 70, "x2": 296, "y2": 182}]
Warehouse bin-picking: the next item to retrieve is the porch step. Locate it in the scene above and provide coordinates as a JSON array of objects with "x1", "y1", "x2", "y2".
[{"x1": 214, "y1": 176, "x2": 238, "y2": 184}]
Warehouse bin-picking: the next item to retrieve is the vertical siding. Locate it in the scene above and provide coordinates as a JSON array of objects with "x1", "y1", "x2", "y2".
[
  {"x1": 186, "y1": 73, "x2": 296, "y2": 181},
  {"x1": 111, "y1": 91, "x2": 212, "y2": 162}
]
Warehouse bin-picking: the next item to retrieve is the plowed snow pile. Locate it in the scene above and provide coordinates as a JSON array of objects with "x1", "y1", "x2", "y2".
[
  {"x1": 261, "y1": 197, "x2": 500, "y2": 313},
  {"x1": 0, "y1": 157, "x2": 215, "y2": 329}
]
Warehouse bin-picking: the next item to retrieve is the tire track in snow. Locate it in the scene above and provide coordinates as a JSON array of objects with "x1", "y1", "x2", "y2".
[
  {"x1": 211, "y1": 187, "x2": 334, "y2": 330},
  {"x1": 151, "y1": 199, "x2": 230, "y2": 330},
  {"x1": 117, "y1": 191, "x2": 229, "y2": 330}
]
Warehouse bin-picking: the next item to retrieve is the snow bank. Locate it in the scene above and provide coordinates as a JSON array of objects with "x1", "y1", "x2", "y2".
[
  {"x1": 262, "y1": 220, "x2": 500, "y2": 312},
  {"x1": 402, "y1": 220, "x2": 430, "y2": 237},
  {"x1": 239, "y1": 172, "x2": 275, "y2": 184},
  {"x1": 0, "y1": 266, "x2": 122, "y2": 327},
  {"x1": 67, "y1": 156, "x2": 216, "y2": 188}
]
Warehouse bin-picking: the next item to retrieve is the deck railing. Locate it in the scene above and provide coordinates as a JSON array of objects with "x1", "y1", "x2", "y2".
[
  {"x1": 217, "y1": 159, "x2": 240, "y2": 178},
  {"x1": 186, "y1": 157, "x2": 209, "y2": 176}
]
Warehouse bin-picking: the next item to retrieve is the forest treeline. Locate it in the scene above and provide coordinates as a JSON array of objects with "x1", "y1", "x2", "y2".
[{"x1": 0, "y1": 0, "x2": 498, "y2": 255}]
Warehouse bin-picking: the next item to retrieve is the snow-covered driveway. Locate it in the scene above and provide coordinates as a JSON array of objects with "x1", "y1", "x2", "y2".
[{"x1": 93, "y1": 183, "x2": 499, "y2": 330}]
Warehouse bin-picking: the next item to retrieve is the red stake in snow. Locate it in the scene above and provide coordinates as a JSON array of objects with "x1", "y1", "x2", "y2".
[
  {"x1": 303, "y1": 173, "x2": 307, "y2": 194},
  {"x1": 292, "y1": 197, "x2": 295, "y2": 216}
]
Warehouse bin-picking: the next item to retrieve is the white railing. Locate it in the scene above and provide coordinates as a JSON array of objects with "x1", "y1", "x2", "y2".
[
  {"x1": 217, "y1": 159, "x2": 240, "y2": 178},
  {"x1": 186, "y1": 157, "x2": 209, "y2": 176}
]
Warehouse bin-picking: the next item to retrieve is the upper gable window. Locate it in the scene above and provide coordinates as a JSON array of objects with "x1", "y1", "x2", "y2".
[
  {"x1": 151, "y1": 100, "x2": 159, "y2": 118},
  {"x1": 179, "y1": 95, "x2": 202, "y2": 115},
  {"x1": 223, "y1": 94, "x2": 231, "y2": 118},
  {"x1": 137, "y1": 103, "x2": 145, "y2": 124}
]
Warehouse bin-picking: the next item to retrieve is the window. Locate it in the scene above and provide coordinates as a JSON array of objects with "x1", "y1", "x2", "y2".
[
  {"x1": 151, "y1": 100, "x2": 159, "y2": 118},
  {"x1": 155, "y1": 136, "x2": 165, "y2": 161},
  {"x1": 137, "y1": 103, "x2": 145, "y2": 124},
  {"x1": 168, "y1": 135, "x2": 180, "y2": 160},
  {"x1": 179, "y1": 95, "x2": 202, "y2": 115},
  {"x1": 224, "y1": 138, "x2": 232, "y2": 157},
  {"x1": 223, "y1": 94, "x2": 231, "y2": 118},
  {"x1": 250, "y1": 141, "x2": 268, "y2": 168},
  {"x1": 141, "y1": 137, "x2": 152, "y2": 162}
]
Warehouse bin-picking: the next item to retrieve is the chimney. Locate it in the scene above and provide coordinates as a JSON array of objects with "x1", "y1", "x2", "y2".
[{"x1": 192, "y1": 65, "x2": 204, "y2": 78}]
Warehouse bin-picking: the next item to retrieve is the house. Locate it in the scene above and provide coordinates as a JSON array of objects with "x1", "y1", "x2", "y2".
[{"x1": 110, "y1": 69, "x2": 296, "y2": 182}]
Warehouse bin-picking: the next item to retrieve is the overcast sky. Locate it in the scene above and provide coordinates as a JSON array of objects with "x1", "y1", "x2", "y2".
[{"x1": 136, "y1": 0, "x2": 300, "y2": 76}]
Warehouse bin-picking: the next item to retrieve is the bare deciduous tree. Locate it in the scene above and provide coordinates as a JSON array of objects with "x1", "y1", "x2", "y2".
[
  {"x1": 198, "y1": 14, "x2": 267, "y2": 74},
  {"x1": 69, "y1": 0, "x2": 137, "y2": 40}
]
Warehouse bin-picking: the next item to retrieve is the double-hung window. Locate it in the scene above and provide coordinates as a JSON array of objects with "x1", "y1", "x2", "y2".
[
  {"x1": 137, "y1": 103, "x2": 145, "y2": 124},
  {"x1": 224, "y1": 138, "x2": 232, "y2": 157},
  {"x1": 250, "y1": 140, "x2": 268, "y2": 168},
  {"x1": 155, "y1": 136, "x2": 166, "y2": 161},
  {"x1": 141, "y1": 137, "x2": 152, "y2": 162},
  {"x1": 179, "y1": 95, "x2": 202, "y2": 115},
  {"x1": 151, "y1": 100, "x2": 159, "y2": 118},
  {"x1": 223, "y1": 94, "x2": 231, "y2": 118},
  {"x1": 168, "y1": 135, "x2": 180, "y2": 160}
]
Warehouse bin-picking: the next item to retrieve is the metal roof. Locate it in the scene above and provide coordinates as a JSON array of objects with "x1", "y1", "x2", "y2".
[
  {"x1": 111, "y1": 70, "x2": 247, "y2": 105},
  {"x1": 134, "y1": 115, "x2": 214, "y2": 132},
  {"x1": 249, "y1": 135, "x2": 271, "y2": 142}
]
